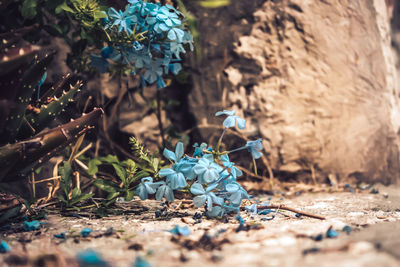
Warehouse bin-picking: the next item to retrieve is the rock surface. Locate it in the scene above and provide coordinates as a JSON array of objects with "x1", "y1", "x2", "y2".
[{"x1": 188, "y1": 0, "x2": 400, "y2": 183}]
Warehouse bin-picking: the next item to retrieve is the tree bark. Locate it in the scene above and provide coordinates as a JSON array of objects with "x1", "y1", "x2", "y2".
[{"x1": 188, "y1": 0, "x2": 400, "y2": 184}]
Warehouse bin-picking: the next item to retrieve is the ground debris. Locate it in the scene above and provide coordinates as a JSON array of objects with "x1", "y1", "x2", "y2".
[{"x1": 171, "y1": 231, "x2": 231, "y2": 251}]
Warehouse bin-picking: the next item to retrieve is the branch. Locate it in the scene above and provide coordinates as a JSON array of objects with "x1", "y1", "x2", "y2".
[{"x1": 241, "y1": 204, "x2": 326, "y2": 220}]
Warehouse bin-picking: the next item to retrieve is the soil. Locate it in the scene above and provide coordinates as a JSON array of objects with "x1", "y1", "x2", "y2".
[{"x1": 0, "y1": 184, "x2": 400, "y2": 267}]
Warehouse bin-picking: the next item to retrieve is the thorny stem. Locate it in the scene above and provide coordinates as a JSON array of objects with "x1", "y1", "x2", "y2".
[
  {"x1": 241, "y1": 204, "x2": 326, "y2": 220},
  {"x1": 156, "y1": 89, "x2": 166, "y2": 149}
]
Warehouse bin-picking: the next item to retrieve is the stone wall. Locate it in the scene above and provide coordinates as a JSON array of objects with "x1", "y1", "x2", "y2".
[{"x1": 188, "y1": 0, "x2": 400, "y2": 184}]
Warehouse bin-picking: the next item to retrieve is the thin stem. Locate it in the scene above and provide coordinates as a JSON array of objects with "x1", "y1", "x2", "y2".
[
  {"x1": 241, "y1": 204, "x2": 326, "y2": 220},
  {"x1": 228, "y1": 146, "x2": 247, "y2": 153},
  {"x1": 156, "y1": 89, "x2": 166, "y2": 149},
  {"x1": 66, "y1": 204, "x2": 96, "y2": 211},
  {"x1": 216, "y1": 128, "x2": 227, "y2": 153},
  {"x1": 253, "y1": 158, "x2": 258, "y2": 176}
]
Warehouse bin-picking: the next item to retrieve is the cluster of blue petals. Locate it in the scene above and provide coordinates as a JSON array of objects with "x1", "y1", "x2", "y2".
[
  {"x1": 136, "y1": 110, "x2": 264, "y2": 218},
  {"x1": 90, "y1": 0, "x2": 193, "y2": 89}
]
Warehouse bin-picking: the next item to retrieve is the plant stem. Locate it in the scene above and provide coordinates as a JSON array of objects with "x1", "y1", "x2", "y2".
[
  {"x1": 228, "y1": 146, "x2": 247, "y2": 153},
  {"x1": 66, "y1": 204, "x2": 96, "y2": 211},
  {"x1": 216, "y1": 128, "x2": 227, "y2": 153},
  {"x1": 156, "y1": 89, "x2": 166, "y2": 149},
  {"x1": 241, "y1": 204, "x2": 326, "y2": 220},
  {"x1": 253, "y1": 158, "x2": 258, "y2": 176}
]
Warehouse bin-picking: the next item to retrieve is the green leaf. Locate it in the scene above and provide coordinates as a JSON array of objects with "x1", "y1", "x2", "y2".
[
  {"x1": 106, "y1": 191, "x2": 120, "y2": 200},
  {"x1": 71, "y1": 187, "x2": 81, "y2": 199},
  {"x1": 99, "y1": 154, "x2": 119, "y2": 164},
  {"x1": 125, "y1": 190, "x2": 134, "y2": 201},
  {"x1": 93, "y1": 10, "x2": 107, "y2": 20},
  {"x1": 122, "y1": 159, "x2": 135, "y2": 169},
  {"x1": 88, "y1": 158, "x2": 101, "y2": 175},
  {"x1": 21, "y1": 0, "x2": 38, "y2": 19},
  {"x1": 112, "y1": 163, "x2": 127, "y2": 183},
  {"x1": 94, "y1": 179, "x2": 117, "y2": 193},
  {"x1": 57, "y1": 194, "x2": 67, "y2": 204},
  {"x1": 70, "y1": 193, "x2": 94, "y2": 206},
  {"x1": 35, "y1": 166, "x2": 42, "y2": 174},
  {"x1": 152, "y1": 158, "x2": 159, "y2": 172},
  {"x1": 60, "y1": 161, "x2": 73, "y2": 196},
  {"x1": 57, "y1": 2, "x2": 74, "y2": 13}
]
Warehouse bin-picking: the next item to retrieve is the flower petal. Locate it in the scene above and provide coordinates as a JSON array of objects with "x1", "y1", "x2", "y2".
[
  {"x1": 159, "y1": 168, "x2": 175, "y2": 177},
  {"x1": 175, "y1": 142, "x2": 184, "y2": 161},
  {"x1": 235, "y1": 117, "x2": 246, "y2": 130},
  {"x1": 223, "y1": 116, "x2": 236, "y2": 128},
  {"x1": 193, "y1": 195, "x2": 207, "y2": 207},
  {"x1": 215, "y1": 110, "x2": 235, "y2": 116},
  {"x1": 190, "y1": 183, "x2": 205, "y2": 195}
]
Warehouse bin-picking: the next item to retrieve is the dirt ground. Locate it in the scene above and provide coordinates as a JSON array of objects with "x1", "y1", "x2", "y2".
[{"x1": 1, "y1": 184, "x2": 400, "y2": 267}]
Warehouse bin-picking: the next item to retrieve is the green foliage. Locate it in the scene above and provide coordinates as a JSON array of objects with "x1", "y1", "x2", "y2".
[
  {"x1": 57, "y1": 161, "x2": 94, "y2": 208},
  {"x1": 129, "y1": 137, "x2": 160, "y2": 175},
  {"x1": 87, "y1": 138, "x2": 164, "y2": 206}
]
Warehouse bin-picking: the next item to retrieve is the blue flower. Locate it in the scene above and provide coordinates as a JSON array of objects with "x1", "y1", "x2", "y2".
[
  {"x1": 193, "y1": 154, "x2": 220, "y2": 183},
  {"x1": 156, "y1": 6, "x2": 181, "y2": 27},
  {"x1": 140, "y1": 2, "x2": 159, "y2": 17},
  {"x1": 0, "y1": 240, "x2": 10, "y2": 254},
  {"x1": 136, "y1": 177, "x2": 160, "y2": 200},
  {"x1": 163, "y1": 142, "x2": 184, "y2": 163},
  {"x1": 173, "y1": 157, "x2": 197, "y2": 180},
  {"x1": 158, "y1": 168, "x2": 187, "y2": 190},
  {"x1": 170, "y1": 41, "x2": 186, "y2": 59},
  {"x1": 193, "y1": 142, "x2": 207, "y2": 157},
  {"x1": 143, "y1": 60, "x2": 164, "y2": 84},
  {"x1": 215, "y1": 110, "x2": 246, "y2": 130},
  {"x1": 220, "y1": 154, "x2": 242, "y2": 178},
  {"x1": 108, "y1": 8, "x2": 138, "y2": 34},
  {"x1": 246, "y1": 138, "x2": 263, "y2": 159},
  {"x1": 155, "y1": 182, "x2": 174, "y2": 202},
  {"x1": 167, "y1": 28, "x2": 185, "y2": 42},
  {"x1": 225, "y1": 182, "x2": 249, "y2": 206},
  {"x1": 190, "y1": 183, "x2": 224, "y2": 211}
]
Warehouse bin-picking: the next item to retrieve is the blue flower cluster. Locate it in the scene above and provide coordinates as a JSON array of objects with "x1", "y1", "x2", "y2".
[
  {"x1": 136, "y1": 110, "x2": 264, "y2": 217},
  {"x1": 90, "y1": 0, "x2": 193, "y2": 89}
]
